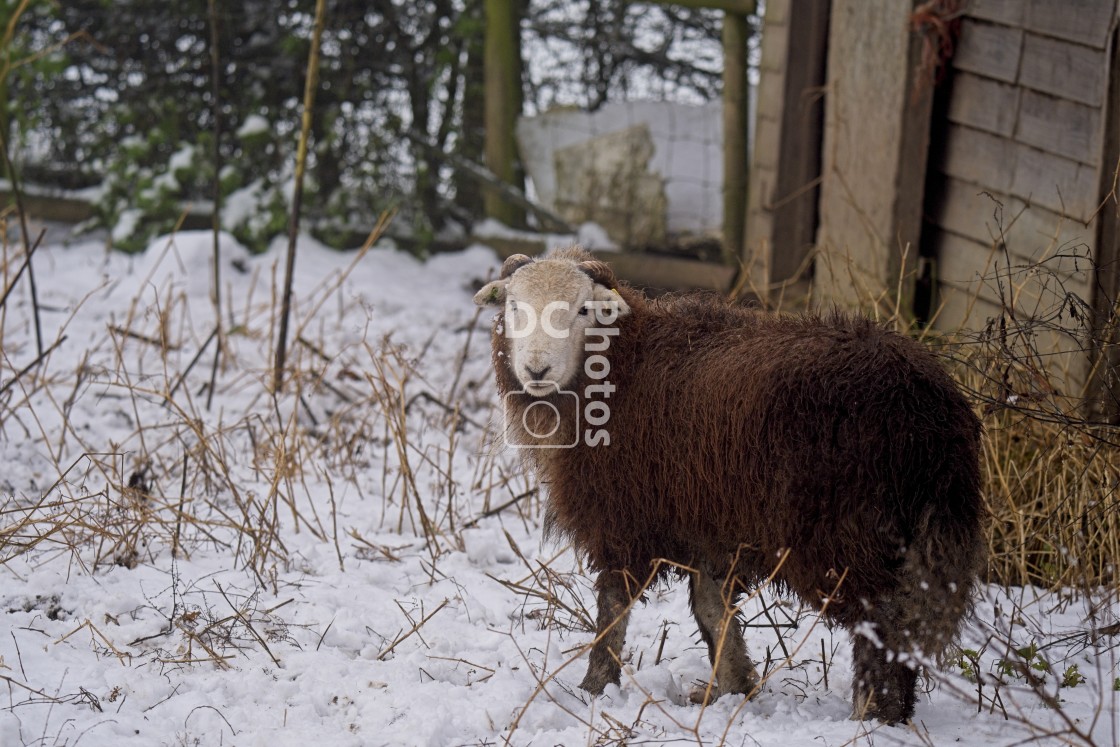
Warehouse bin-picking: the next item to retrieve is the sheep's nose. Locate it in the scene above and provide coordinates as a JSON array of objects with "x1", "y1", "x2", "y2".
[{"x1": 526, "y1": 365, "x2": 551, "y2": 382}]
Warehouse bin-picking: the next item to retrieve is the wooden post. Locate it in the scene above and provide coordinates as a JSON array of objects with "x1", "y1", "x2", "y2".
[
  {"x1": 274, "y1": 0, "x2": 327, "y2": 391},
  {"x1": 653, "y1": 0, "x2": 756, "y2": 12},
  {"x1": 1089, "y1": 26, "x2": 1120, "y2": 419},
  {"x1": 484, "y1": 0, "x2": 523, "y2": 226},
  {"x1": 768, "y1": 0, "x2": 831, "y2": 286},
  {"x1": 721, "y1": 9, "x2": 753, "y2": 265}
]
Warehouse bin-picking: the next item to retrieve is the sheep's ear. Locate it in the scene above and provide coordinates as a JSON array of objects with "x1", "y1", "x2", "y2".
[
  {"x1": 475, "y1": 253, "x2": 532, "y2": 306},
  {"x1": 500, "y1": 253, "x2": 534, "y2": 278},
  {"x1": 579, "y1": 259, "x2": 629, "y2": 317},
  {"x1": 578, "y1": 259, "x2": 617, "y2": 287},
  {"x1": 591, "y1": 283, "x2": 631, "y2": 317},
  {"x1": 474, "y1": 279, "x2": 508, "y2": 306}
]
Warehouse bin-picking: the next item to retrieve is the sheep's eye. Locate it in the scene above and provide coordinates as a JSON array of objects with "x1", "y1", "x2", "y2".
[{"x1": 578, "y1": 306, "x2": 589, "y2": 316}]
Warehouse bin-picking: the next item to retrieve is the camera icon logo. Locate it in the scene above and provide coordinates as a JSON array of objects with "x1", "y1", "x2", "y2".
[{"x1": 501, "y1": 383, "x2": 580, "y2": 449}]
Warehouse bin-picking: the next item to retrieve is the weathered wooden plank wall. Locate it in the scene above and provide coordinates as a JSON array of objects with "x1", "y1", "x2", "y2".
[
  {"x1": 749, "y1": 0, "x2": 1119, "y2": 398},
  {"x1": 925, "y1": 0, "x2": 1119, "y2": 394}
]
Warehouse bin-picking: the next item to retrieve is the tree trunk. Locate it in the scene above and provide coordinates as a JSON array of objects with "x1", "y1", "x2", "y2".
[
  {"x1": 721, "y1": 10, "x2": 752, "y2": 265},
  {"x1": 483, "y1": 0, "x2": 524, "y2": 227}
]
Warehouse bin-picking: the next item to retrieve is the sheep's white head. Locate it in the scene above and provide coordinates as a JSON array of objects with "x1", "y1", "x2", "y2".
[{"x1": 474, "y1": 251, "x2": 631, "y2": 396}]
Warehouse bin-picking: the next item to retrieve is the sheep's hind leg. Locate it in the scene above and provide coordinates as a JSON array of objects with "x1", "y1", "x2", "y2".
[
  {"x1": 579, "y1": 571, "x2": 632, "y2": 695},
  {"x1": 688, "y1": 572, "x2": 760, "y2": 703},
  {"x1": 850, "y1": 600, "x2": 919, "y2": 724}
]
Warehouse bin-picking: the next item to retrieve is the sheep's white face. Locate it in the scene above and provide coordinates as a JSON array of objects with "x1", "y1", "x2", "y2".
[{"x1": 474, "y1": 255, "x2": 630, "y2": 397}]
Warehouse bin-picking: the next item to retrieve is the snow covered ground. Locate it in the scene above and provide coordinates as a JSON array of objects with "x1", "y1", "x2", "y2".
[{"x1": 0, "y1": 229, "x2": 1116, "y2": 746}]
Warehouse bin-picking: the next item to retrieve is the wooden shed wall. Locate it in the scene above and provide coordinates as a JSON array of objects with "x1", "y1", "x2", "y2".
[
  {"x1": 811, "y1": 0, "x2": 932, "y2": 307},
  {"x1": 924, "y1": 0, "x2": 1119, "y2": 393}
]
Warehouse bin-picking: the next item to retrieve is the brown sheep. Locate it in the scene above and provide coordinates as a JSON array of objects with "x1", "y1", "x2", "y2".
[{"x1": 474, "y1": 247, "x2": 986, "y2": 724}]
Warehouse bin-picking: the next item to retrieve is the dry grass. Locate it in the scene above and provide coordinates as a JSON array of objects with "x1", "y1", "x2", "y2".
[
  {"x1": 939, "y1": 252, "x2": 1120, "y2": 592},
  {"x1": 0, "y1": 215, "x2": 527, "y2": 581},
  {"x1": 980, "y1": 412, "x2": 1120, "y2": 589}
]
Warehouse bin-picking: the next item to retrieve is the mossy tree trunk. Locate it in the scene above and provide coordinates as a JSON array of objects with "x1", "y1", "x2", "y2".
[
  {"x1": 721, "y1": 9, "x2": 753, "y2": 265},
  {"x1": 483, "y1": 0, "x2": 525, "y2": 227}
]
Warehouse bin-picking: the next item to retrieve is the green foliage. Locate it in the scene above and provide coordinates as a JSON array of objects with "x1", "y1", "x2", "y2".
[
  {"x1": 5, "y1": 1, "x2": 728, "y2": 250},
  {"x1": 10, "y1": 1, "x2": 484, "y2": 250},
  {"x1": 217, "y1": 117, "x2": 291, "y2": 251},
  {"x1": 96, "y1": 116, "x2": 295, "y2": 253},
  {"x1": 956, "y1": 648, "x2": 980, "y2": 682},
  {"x1": 1060, "y1": 664, "x2": 1085, "y2": 689},
  {"x1": 99, "y1": 132, "x2": 198, "y2": 252},
  {"x1": 959, "y1": 641, "x2": 1083, "y2": 689},
  {"x1": 226, "y1": 180, "x2": 291, "y2": 253},
  {"x1": 0, "y1": 1, "x2": 68, "y2": 153},
  {"x1": 992, "y1": 642, "x2": 1050, "y2": 684}
]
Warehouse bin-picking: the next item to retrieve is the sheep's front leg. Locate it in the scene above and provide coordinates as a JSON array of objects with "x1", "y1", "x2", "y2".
[
  {"x1": 688, "y1": 572, "x2": 760, "y2": 703},
  {"x1": 578, "y1": 571, "x2": 632, "y2": 695}
]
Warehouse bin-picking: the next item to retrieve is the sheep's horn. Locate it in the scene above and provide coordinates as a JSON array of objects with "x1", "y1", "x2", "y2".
[
  {"x1": 500, "y1": 254, "x2": 534, "y2": 279},
  {"x1": 578, "y1": 259, "x2": 617, "y2": 288}
]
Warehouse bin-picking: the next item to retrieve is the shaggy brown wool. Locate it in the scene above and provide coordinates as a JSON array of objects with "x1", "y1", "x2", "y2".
[{"x1": 483, "y1": 248, "x2": 986, "y2": 724}]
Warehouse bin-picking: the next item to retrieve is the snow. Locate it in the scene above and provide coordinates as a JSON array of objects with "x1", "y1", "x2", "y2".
[
  {"x1": 224, "y1": 178, "x2": 272, "y2": 230},
  {"x1": 111, "y1": 207, "x2": 143, "y2": 243},
  {"x1": 237, "y1": 114, "x2": 271, "y2": 138},
  {"x1": 576, "y1": 221, "x2": 618, "y2": 251},
  {"x1": 472, "y1": 218, "x2": 619, "y2": 252},
  {"x1": 470, "y1": 217, "x2": 549, "y2": 242},
  {"x1": 1, "y1": 228, "x2": 1117, "y2": 746},
  {"x1": 167, "y1": 144, "x2": 195, "y2": 174}
]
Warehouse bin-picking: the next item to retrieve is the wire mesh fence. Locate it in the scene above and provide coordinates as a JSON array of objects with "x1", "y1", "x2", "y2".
[{"x1": 516, "y1": 100, "x2": 728, "y2": 254}]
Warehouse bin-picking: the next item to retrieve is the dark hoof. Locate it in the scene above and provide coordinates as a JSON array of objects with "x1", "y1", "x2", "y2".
[
  {"x1": 851, "y1": 713, "x2": 912, "y2": 726},
  {"x1": 578, "y1": 673, "x2": 615, "y2": 696},
  {"x1": 688, "y1": 673, "x2": 759, "y2": 705},
  {"x1": 850, "y1": 695, "x2": 912, "y2": 725},
  {"x1": 688, "y1": 683, "x2": 720, "y2": 704}
]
